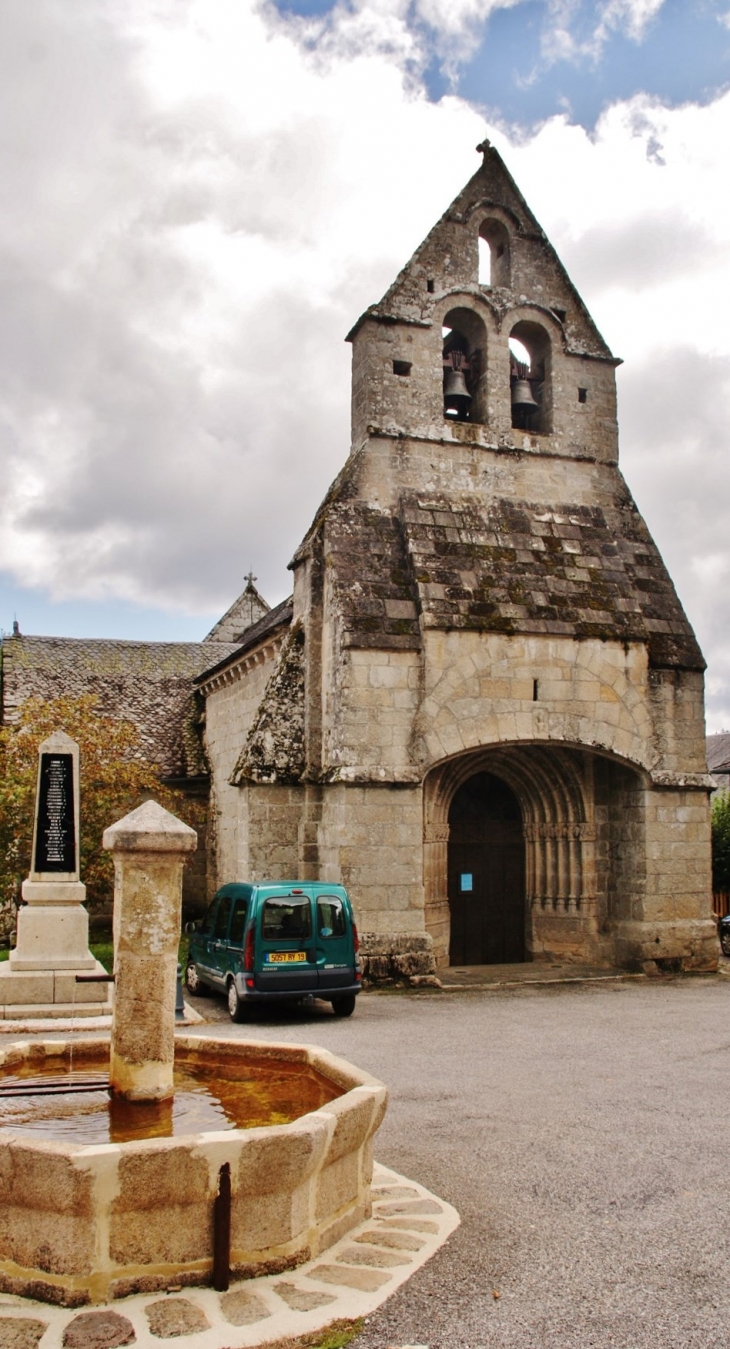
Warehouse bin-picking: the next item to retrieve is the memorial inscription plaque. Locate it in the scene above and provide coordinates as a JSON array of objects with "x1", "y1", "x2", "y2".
[{"x1": 34, "y1": 752, "x2": 76, "y2": 873}]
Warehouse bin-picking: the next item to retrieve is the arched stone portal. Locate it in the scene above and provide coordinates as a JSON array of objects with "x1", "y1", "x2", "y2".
[
  {"x1": 448, "y1": 772, "x2": 525, "y2": 965},
  {"x1": 424, "y1": 744, "x2": 649, "y2": 969}
]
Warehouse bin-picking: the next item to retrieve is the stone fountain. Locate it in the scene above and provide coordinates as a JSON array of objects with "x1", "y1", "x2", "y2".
[{"x1": 0, "y1": 795, "x2": 387, "y2": 1306}]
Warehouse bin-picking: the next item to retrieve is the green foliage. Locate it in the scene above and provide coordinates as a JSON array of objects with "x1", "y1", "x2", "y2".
[
  {"x1": 0, "y1": 694, "x2": 185, "y2": 936},
  {"x1": 711, "y1": 791, "x2": 730, "y2": 892},
  {"x1": 311, "y1": 1324, "x2": 363, "y2": 1349},
  {"x1": 284, "y1": 1321, "x2": 363, "y2": 1349}
]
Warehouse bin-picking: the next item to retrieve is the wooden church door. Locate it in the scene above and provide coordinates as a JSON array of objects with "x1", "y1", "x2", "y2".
[{"x1": 448, "y1": 772, "x2": 525, "y2": 965}]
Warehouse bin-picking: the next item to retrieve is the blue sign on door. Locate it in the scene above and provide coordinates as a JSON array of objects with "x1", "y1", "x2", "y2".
[{"x1": 460, "y1": 873, "x2": 473, "y2": 892}]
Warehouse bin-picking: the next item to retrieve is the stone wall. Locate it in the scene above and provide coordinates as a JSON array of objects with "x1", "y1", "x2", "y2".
[{"x1": 201, "y1": 655, "x2": 276, "y2": 888}]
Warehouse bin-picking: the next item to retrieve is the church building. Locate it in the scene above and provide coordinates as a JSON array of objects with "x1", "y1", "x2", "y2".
[
  {"x1": 197, "y1": 142, "x2": 716, "y2": 976},
  {"x1": 2, "y1": 144, "x2": 716, "y2": 975}
]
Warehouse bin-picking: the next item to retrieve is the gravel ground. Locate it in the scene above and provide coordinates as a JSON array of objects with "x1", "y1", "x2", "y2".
[{"x1": 186, "y1": 976, "x2": 730, "y2": 1348}]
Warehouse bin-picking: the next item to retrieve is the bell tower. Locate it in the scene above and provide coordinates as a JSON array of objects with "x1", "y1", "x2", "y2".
[
  {"x1": 346, "y1": 139, "x2": 619, "y2": 466},
  {"x1": 241, "y1": 142, "x2": 716, "y2": 976}
]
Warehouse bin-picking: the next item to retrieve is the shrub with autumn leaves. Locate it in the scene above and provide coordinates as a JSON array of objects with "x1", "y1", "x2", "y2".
[{"x1": 0, "y1": 694, "x2": 186, "y2": 943}]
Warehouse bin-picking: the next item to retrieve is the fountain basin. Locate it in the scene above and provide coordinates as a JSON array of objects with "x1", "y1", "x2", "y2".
[{"x1": 0, "y1": 1034, "x2": 387, "y2": 1307}]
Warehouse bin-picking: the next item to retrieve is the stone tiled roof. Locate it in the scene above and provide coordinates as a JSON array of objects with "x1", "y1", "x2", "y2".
[
  {"x1": 319, "y1": 491, "x2": 703, "y2": 669},
  {"x1": 1, "y1": 635, "x2": 239, "y2": 778},
  {"x1": 400, "y1": 492, "x2": 703, "y2": 668},
  {"x1": 325, "y1": 503, "x2": 421, "y2": 650},
  {"x1": 707, "y1": 733, "x2": 730, "y2": 774},
  {"x1": 232, "y1": 622, "x2": 305, "y2": 784}
]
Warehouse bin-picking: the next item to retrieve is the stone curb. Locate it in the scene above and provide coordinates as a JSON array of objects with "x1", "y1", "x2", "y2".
[
  {"x1": 0, "y1": 1003, "x2": 203, "y2": 1034},
  {"x1": 0, "y1": 1164, "x2": 459, "y2": 1349},
  {"x1": 438, "y1": 972, "x2": 650, "y2": 992}
]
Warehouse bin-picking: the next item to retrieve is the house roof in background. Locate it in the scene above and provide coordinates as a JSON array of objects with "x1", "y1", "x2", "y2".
[
  {"x1": 707, "y1": 732, "x2": 730, "y2": 774},
  {"x1": 1, "y1": 634, "x2": 239, "y2": 778}
]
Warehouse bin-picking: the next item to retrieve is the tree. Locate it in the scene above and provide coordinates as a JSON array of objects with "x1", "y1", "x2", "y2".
[
  {"x1": 0, "y1": 694, "x2": 185, "y2": 941},
  {"x1": 711, "y1": 790, "x2": 730, "y2": 894}
]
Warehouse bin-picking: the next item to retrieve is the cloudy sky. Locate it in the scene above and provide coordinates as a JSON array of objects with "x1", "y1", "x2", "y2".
[{"x1": 2, "y1": 0, "x2": 730, "y2": 727}]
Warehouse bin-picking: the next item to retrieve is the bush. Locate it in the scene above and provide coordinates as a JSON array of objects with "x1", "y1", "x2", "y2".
[
  {"x1": 0, "y1": 694, "x2": 185, "y2": 942},
  {"x1": 711, "y1": 791, "x2": 730, "y2": 893}
]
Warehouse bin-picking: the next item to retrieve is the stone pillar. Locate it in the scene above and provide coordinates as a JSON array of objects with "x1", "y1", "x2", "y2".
[
  {"x1": 0, "y1": 730, "x2": 111, "y2": 1017},
  {"x1": 104, "y1": 800, "x2": 197, "y2": 1102}
]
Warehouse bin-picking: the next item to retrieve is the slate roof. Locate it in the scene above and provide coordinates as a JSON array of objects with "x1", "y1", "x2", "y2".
[
  {"x1": 707, "y1": 733, "x2": 730, "y2": 774},
  {"x1": 1, "y1": 635, "x2": 239, "y2": 778},
  {"x1": 325, "y1": 503, "x2": 421, "y2": 650},
  {"x1": 321, "y1": 491, "x2": 703, "y2": 670}
]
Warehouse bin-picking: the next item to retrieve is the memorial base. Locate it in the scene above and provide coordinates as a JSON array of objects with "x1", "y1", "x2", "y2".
[{"x1": 0, "y1": 880, "x2": 113, "y2": 1018}]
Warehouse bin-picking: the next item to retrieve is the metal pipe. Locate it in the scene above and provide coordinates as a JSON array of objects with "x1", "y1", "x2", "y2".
[{"x1": 212, "y1": 1162, "x2": 231, "y2": 1292}]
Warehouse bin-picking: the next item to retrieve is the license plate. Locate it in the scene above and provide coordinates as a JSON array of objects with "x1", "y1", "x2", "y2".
[{"x1": 265, "y1": 952, "x2": 307, "y2": 964}]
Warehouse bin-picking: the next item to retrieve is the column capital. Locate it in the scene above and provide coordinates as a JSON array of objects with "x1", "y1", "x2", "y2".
[{"x1": 103, "y1": 800, "x2": 197, "y2": 854}]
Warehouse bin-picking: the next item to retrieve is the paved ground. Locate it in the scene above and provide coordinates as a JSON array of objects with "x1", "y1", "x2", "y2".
[
  {"x1": 183, "y1": 975, "x2": 730, "y2": 1349},
  {"x1": 6, "y1": 973, "x2": 730, "y2": 1347}
]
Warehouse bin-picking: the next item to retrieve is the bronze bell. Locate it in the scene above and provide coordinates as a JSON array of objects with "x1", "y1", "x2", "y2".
[
  {"x1": 444, "y1": 367, "x2": 471, "y2": 415},
  {"x1": 511, "y1": 377, "x2": 539, "y2": 411}
]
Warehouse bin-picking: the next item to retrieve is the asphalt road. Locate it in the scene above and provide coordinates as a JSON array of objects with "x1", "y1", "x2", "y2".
[{"x1": 187, "y1": 976, "x2": 730, "y2": 1348}]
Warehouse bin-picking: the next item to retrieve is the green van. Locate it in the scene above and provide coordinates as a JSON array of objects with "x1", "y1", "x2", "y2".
[{"x1": 185, "y1": 882, "x2": 362, "y2": 1021}]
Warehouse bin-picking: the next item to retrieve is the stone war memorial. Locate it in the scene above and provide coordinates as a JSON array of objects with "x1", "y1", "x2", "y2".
[
  {"x1": 201, "y1": 141, "x2": 716, "y2": 977},
  {"x1": 0, "y1": 730, "x2": 112, "y2": 1017}
]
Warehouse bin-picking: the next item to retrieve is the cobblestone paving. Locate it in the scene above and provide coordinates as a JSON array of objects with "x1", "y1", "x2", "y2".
[{"x1": 0, "y1": 1165, "x2": 458, "y2": 1349}]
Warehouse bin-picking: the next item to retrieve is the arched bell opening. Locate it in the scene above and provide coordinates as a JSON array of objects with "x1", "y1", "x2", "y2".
[
  {"x1": 442, "y1": 306, "x2": 488, "y2": 424},
  {"x1": 509, "y1": 320, "x2": 552, "y2": 434},
  {"x1": 448, "y1": 772, "x2": 525, "y2": 965},
  {"x1": 424, "y1": 744, "x2": 645, "y2": 969}
]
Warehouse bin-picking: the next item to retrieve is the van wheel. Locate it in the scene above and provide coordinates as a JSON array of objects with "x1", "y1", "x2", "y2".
[
  {"x1": 331, "y1": 995, "x2": 356, "y2": 1018},
  {"x1": 227, "y1": 979, "x2": 248, "y2": 1023},
  {"x1": 185, "y1": 961, "x2": 209, "y2": 996}
]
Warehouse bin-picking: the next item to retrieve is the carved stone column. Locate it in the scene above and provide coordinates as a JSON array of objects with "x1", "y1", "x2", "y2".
[{"x1": 104, "y1": 800, "x2": 196, "y2": 1101}]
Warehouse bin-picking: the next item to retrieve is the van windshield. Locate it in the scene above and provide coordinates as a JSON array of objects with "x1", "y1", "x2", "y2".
[{"x1": 262, "y1": 896, "x2": 312, "y2": 941}]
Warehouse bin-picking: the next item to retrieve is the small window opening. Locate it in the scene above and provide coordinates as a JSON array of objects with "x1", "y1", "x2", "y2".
[
  {"x1": 427, "y1": 278, "x2": 435, "y2": 293},
  {"x1": 578, "y1": 387, "x2": 587, "y2": 404},
  {"x1": 478, "y1": 236, "x2": 491, "y2": 286},
  {"x1": 533, "y1": 678, "x2": 539, "y2": 702},
  {"x1": 478, "y1": 218, "x2": 511, "y2": 287},
  {"x1": 552, "y1": 307, "x2": 566, "y2": 324},
  {"x1": 393, "y1": 360, "x2": 411, "y2": 377}
]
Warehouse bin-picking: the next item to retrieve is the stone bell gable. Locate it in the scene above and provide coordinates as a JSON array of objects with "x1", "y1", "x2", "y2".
[
  {"x1": 346, "y1": 139, "x2": 615, "y2": 458},
  {"x1": 203, "y1": 144, "x2": 716, "y2": 977}
]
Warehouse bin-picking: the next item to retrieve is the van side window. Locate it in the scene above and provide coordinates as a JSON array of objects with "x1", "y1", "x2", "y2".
[
  {"x1": 229, "y1": 898, "x2": 248, "y2": 947},
  {"x1": 200, "y1": 900, "x2": 217, "y2": 936},
  {"x1": 213, "y1": 895, "x2": 232, "y2": 940},
  {"x1": 317, "y1": 896, "x2": 346, "y2": 938},
  {"x1": 262, "y1": 896, "x2": 312, "y2": 941}
]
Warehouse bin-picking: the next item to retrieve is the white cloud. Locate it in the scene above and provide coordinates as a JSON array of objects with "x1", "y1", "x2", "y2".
[
  {"x1": 1, "y1": 0, "x2": 730, "y2": 729},
  {"x1": 598, "y1": 0, "x2": 666, "y2": 42},
  {"x1": 0, "y1": 0, "x2": 484, "y2": 614}
]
